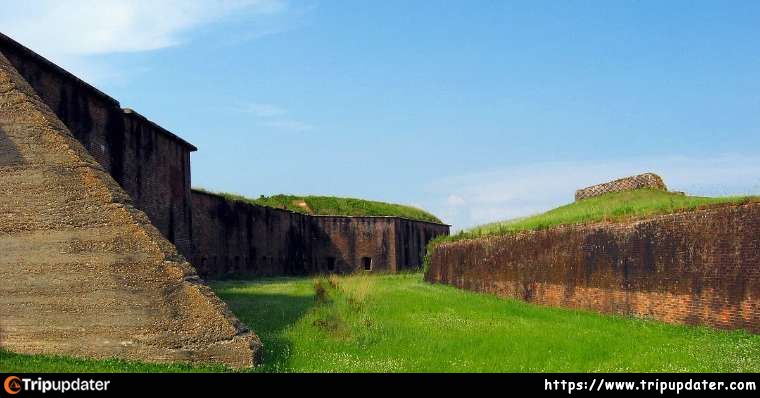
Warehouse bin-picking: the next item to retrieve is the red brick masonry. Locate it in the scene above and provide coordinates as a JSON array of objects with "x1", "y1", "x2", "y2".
[{"x1": 426, "y1": 203, "x2": 760, "y2": 333}]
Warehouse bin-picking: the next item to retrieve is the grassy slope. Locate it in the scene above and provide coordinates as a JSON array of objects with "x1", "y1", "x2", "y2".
[
  {"x1": 443, "y1": 189, "x2": 759, "y2": 243},
  {"x1": 5, "y1": 274, "x2": 758, "y2": 372},
  {"x1": 194, "y1": 189, "x2": 443, "y2": 224}
]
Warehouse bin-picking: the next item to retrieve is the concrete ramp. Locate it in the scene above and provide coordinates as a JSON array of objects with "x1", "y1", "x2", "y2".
[{"x1": 0, "y1": 52, "x2": 260, "y2": 368}]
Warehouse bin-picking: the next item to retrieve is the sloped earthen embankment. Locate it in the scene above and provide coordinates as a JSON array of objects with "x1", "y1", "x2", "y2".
[
  {"x1": 426, "y1": 204, "x2": 760, "y2": 333},
  {"x1": 0, "y1": 52, "x2": 261, "y2": 367}
]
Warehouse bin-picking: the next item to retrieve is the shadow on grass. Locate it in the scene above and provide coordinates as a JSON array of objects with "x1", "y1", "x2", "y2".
[{"x1": 215, "y1": 288, "x2": 316, "y2": 372}]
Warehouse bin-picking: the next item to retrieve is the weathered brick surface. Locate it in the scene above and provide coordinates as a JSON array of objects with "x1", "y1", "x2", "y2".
[
  {"x1": 0, "y1": 52, "x2": 261, "y2": 367},
  {"x1": 311, "y1": 216, "x2": 400, "y2": 274},
  {"x1": 575, "y1": 173, "x2": 667, "y2": 201},
  {"x1": 426, "y1": 204, "x2": 760, "y2": 333},
  {"x1": 0, "y1": 33, "x2": 195, "y2": 257},
  {"x1": 191, "y1": 190, "x2": 449, "y2": 277}
]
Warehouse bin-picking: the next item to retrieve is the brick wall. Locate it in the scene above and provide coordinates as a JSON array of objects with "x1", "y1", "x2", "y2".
[
  {"x1": 395, "y1": 218, "x2": 450, "y2": 270},
  {"x1": 121, "y1": 110, "x2": 194, "y2": 256},
  {"x1": 191, "y1": 190, "x2": 315, "y2": 276},
  {"x1": 191, "y1": 190, "x2": 450, "y2": 278},
  {"x1": 311, "y1": 216, "x2": 398, "y2": 273},
  {"x1": 0, "y1": 33, "x2": 195, "y2": 257},
  {"x1": 426, "y1": 204, "x2": 760, "y2": 333},
  {"x1": 575, "y1": 173, "x2": 667, "y2": 201}
]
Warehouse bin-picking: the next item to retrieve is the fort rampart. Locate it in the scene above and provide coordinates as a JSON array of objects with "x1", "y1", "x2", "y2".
[
  {"x1": 426, "y1": 203, "x2": 760, "y2": 333},
  {"x1": 191, "y1": 190, "x2": 450, "y2": 277}
]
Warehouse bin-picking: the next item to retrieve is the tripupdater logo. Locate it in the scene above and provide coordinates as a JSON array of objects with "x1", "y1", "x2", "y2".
[
  {"x1": 1, "y1": 376, "x2": 110, "y2": 394},
  {"x1": 4, "y1": 376, "x2": 22, "y2": 394}
]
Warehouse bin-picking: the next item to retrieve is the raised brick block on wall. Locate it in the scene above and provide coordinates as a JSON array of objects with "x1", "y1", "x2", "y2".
[
  {"x1": 426, "y1": 203, "x2": 760, "y2": 333},
  {"x1": 575, "y1": 173, "x2": 668, "y2": 201}
]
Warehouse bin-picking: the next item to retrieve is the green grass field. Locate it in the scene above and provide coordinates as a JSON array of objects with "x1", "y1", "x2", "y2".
[
  {"x1": 439, "y1": 189, "x2": 759, "y2": 243},
  {"x1": 193, "y1": 189, "x2": 443, "y2": 224},
  {"x1": 3, "y1": 274, "x2": 758, "y2": 373}
]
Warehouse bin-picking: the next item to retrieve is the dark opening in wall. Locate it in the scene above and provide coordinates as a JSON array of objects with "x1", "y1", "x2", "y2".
[
  {"x1": 362, "y1": 257, "x2": 372, "y2": 271},
  {"x1": 327, "y1": 257, "x2": 336, "y2": 272}
]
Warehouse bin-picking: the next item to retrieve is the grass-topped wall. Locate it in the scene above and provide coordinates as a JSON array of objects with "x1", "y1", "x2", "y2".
[
  {"x1": 193, "y1": 189, "x2": 443, "y2": 224},
  {"x1": 426, "y1": 192, "x2": 760, "y2": 333}
]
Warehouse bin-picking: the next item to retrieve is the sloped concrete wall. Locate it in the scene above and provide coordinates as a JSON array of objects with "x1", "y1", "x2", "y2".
[
  {"x1": 0, "y1": 53, "x2": 260, "y2": 368},
  {"x1": 426, "y1": 204, "x2": 760, "y2": 333},
  {"x1": 0, "y1": 33, "x2": 195, "y2": 257}
]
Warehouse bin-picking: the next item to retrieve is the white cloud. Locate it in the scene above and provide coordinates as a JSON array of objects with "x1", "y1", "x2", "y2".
[
  {"x1": 446, "y1": 194, "x2": 466, "y2": 206},
  {"x1": 0, "y1": 0, "x2": 285, "y2": 57},
  {"x1": 238, "y1": 101, "x2": 315, "y2": 132},
  {"x1": 241, "y1": 103, "x2": 287, "y2": 118},
  {"x1": 260, "y1": 119, "x2": 314, "y2": 132},
  {"x1": 0, "y1": 0, "x2": 288, "y2": 85},
  {"x1": 425, "y1": 154, "x2": 760, "y2": 231}
]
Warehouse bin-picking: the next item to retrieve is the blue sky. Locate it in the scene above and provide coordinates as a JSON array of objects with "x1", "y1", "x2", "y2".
[{"x1": 3, "y1": 0, "x2": 760, "y2": 230}]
